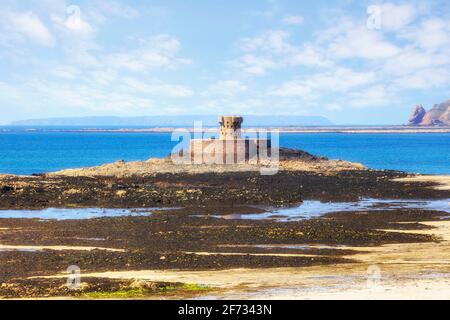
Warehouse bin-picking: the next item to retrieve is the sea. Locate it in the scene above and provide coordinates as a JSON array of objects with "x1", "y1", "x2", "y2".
[{"x1": 0, "y1": 127, "x2": 449, "y2": 175}]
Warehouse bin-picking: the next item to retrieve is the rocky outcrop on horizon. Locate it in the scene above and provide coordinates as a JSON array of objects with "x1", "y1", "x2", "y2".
[
  {"x1": 408, "y1": 100, "x2": 450, "y2": 126},
  {"x1": 408, "y1": 105, "x2": 427, "y2": 125}
]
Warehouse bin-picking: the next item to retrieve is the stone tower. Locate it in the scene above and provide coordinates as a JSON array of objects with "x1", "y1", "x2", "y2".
[
  {"x1": 218, "y1": 116, "x2": 243, "y2": 140},
  {"x1": 186, "y1": 115, "x2": 271, "y2": 165}
]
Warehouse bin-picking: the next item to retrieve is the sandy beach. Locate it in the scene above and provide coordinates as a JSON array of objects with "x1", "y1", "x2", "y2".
[{"x1": 394, "y1": 175, "x2": 450, "y2": 190}]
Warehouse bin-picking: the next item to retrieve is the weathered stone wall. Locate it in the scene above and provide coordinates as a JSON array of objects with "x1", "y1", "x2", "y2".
[{"x1": 189, "y1": 138, "x2": 271, "y2": 164}]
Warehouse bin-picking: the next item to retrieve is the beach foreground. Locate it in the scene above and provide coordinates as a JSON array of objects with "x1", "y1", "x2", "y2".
[{"x1": 0, "y1": 153, "x2": 449, "y2": 299}]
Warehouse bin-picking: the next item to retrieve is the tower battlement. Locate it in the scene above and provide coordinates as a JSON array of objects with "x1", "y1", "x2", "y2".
[{"x1": 218, "y1": 116, "x2": 243, "y2": 139}]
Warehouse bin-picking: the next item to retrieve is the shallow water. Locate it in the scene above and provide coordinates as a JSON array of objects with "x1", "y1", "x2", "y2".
[
  {"x1": 217, "y1": 198, "x2": 450, "y2": 221},
  {"x1": 0, "y1": 248, "x2": 39, "y2": 252},
  {"x1": 0, "y1": 207, "x2": 154, "y2": 220}
]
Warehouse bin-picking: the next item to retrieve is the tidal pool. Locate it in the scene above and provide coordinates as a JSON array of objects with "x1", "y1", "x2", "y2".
[
  {"x1": 0, "y1": 199, "x2": 448, "y2": 221},
  {"x1": 0, "y1": 207, "x2": 155, "y2": 220},
  {"x1": 217, "y1": 198, "x2": 450, "y2": 221}
]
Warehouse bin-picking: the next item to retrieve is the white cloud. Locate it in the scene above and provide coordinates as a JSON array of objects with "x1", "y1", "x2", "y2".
[
  {"x1": 401, "y1": 18, "x2": 450, "y2": 52},
  {"x1": 271, "y1": 68, "x2": 376, "y2": 99},
  {"x1": 379, "y1": 3, "x2": 417, "y2": 31},
  {"x1": 289, "y1": 44, "x2": 332, "y2": 67},
  {"x1": 346, "y1": 85, "x2": 391, "y2": 109},
  {"x1": 89, "y1": 69, "x2": 118, "y2": 86},
  {"x1": 51, "y1": 65, "x2": 82, "y2": 79},
  {"x1": 106, "y1": 35, "x2": 191, "y2": 72},
  {"x1": 282, "y1": 15, "x2": 304, "y2": 25},
  {"x1": 122, "y1": 78, "x2": 193, "y2": 97},
  {"x1": 270, "y1": 81, "x2": 313, "y2": 98},
  {"x1": 91, "y1": 0, "x2": 140, "y2": 20},
  {"x1": 0, "y1": 81, "x2": 22, "y2": 101},
  {"x1": 302, "y1": 11, "x2": 450, "y2": 99},
  {"x1": 25, "y1": 79, "x2": 154, "y2": 114},
  {"x1": 51, "y1": 9, "x2": 95, "y2": 37},
  {"x1": 327, "y1": 25, "x2": 400, "y2": 60},
  {"x1": 382, "y1": 48, "x2": 450, "y2": 76},
  {"x1": 233, "y1": 54, "x2": 278, "y2": 75},
  {"x1": 234, "y1": 22, "x2": 399, "y2": 76},
  {"x1": 376, "y1": 17, "x2": 450, "y2": 91},
  {"x1": 0, "y1": 1, "x2": 195, "y2": 120},
  {"x1": 48, "y1": 0, "x2": 140, "y2": 38},
  {"x1": 205, "y1": 80, "x2": 248, "y2": 97},
  {"x1": 239, "y1": 30, "x2": 294, "y2": 54},
  {"x1": 234, "y1": 29, "x2": 331, "y2": 74},
  {"x1": 394, "y1": 68, "x2": 450, "y2": 90},
  {"x1": 12, "y1": 11, "x2": 55, "y2": 46}
]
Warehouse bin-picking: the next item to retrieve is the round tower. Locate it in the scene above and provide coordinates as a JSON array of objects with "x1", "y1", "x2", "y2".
[{"x1": 218, "y1": 116, "x2": 243, "y2": 140}]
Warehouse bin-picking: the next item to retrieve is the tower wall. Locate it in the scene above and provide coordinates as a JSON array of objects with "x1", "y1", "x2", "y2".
[
  {"x1": 186, "y1": 115, "x2": 272, "y2": 164},
  {"x1": 189, "y1": 138, "x2": 271, "y2": 164}
]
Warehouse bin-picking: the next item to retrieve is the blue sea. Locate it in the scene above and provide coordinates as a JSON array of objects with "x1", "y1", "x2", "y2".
[{"x1": 0, "y1": 128, "x2": 448, "y2": 175}]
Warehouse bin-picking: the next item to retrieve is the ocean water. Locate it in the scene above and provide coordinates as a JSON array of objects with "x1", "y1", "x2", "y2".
[
  {"x1": 280, "y1": 133, "x2": 450, "y2": 175},
  {"x1": 0, "y1": 129, "x2": 448, "y2": 175}
]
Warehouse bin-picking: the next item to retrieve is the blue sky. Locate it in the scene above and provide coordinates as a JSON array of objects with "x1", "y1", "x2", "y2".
[{"x1": 0, "y1": 0, "x2": 449, "y2": 125}]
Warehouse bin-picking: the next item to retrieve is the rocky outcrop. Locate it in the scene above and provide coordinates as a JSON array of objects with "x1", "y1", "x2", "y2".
[
  {"x1": 278, "y1": 147, "x2": 325, "y2": 161},
  {"x1": 46, "y1": 148, "x2": 365, "y2": 178},
  {"x1": 408, "y1": 105, "x2": 426, "y2": 125},
  {"x1": 409, "y1": 100, "x2": 450, "y2": 126}
]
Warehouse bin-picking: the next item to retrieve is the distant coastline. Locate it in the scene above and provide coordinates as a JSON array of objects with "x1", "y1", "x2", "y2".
[
  {"x1": 7, "y1": 115, "x2": 334, "y2": 127},
  {"x1": 6, "y1": 126, "x2": 448, "y2": 134},
  {"x1": 6, "y1": 115, "x2": 450, "y2": 133}
]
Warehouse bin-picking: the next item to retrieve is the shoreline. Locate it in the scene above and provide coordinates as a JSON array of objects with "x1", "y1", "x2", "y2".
[{"x1": 1, "y1": 163, "x2": 449, "y2": 210}]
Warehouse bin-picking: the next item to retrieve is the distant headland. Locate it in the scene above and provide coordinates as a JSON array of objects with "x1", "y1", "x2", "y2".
[{"x1": 409, "y1": 99, "x2": 450, "y2": 126}]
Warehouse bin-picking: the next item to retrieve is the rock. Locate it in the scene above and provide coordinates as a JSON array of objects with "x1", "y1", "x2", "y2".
[
  {"x1": 409, "y1": 100, "x2": 450, "y2": 126},
  {"x1": 115, "y1": 190, "x2": 127, "y2": 197},
  {"x1": 129, "y1": 280, "x2": 158, "y2": 290},
  {"x1": 408, "y1": 104, "x2": 426, "y2": 125},
  {"x1": 1, "y1": 186, "x2": 14, "y2": 193},
  {"x1": 278, "y1": 148, "x2": 325, "y2": 161}
]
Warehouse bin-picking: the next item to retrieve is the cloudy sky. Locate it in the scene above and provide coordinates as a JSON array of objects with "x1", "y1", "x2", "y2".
[{"x1": 0, "y1": 0, "x2": 449, "y2": 125}]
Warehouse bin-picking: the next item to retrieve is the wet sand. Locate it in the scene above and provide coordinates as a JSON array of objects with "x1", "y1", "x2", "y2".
[
  {"x1": 60, "y1": 220, "x2": 450, "y2": 300},
  {"x1": 394, "y1": 175, "x2": 450, "y2": 191},
  {"x1": 0, "y1": 205, "x2": 448, "y2": 299}
]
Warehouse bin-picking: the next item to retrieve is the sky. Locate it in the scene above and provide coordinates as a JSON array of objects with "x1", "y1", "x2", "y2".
[{"x1": 0, "y1": 0, "x2": 449, "y2": 125}]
